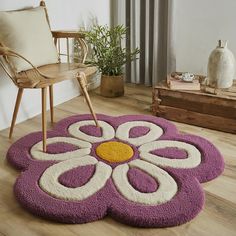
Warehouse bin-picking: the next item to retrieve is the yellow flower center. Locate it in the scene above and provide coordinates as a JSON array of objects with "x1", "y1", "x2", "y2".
[{"x1": 96, "y1": 141, "x2": 134, "y2": 163}]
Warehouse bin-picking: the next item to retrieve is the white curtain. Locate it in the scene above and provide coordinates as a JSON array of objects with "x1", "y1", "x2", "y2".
[{"x1": 111, "y1": 0, "x2": 176, "y2": 86}]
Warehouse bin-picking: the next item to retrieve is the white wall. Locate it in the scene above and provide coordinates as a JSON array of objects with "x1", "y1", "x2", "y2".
[
  {"x1": 176, "y1": 0, "x2": 236, "y2": 75},
  {"x1": 0, "y1": 0, "x2": 110, "y2": 130}
]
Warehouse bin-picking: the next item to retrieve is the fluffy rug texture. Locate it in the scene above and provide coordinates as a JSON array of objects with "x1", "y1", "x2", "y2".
[{"x1": 7, "y1": 114, "x2": 224, "y2": 227}]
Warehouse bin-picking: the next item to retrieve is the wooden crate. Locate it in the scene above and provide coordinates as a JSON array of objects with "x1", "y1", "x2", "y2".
[{"x1": 152, "y1": 81, "x2": 236, "y2": 134}]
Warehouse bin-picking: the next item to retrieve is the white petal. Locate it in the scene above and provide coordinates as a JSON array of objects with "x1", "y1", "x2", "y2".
[
  {"x1": 39, "y1": 156, "x2": 112, "y2": 201},
  {"x1": 139, "y1": 140, "x2": 201, "y2": 168},
  {"x1": 112, "y1": 160, "x2": 177, "y2": 205},
  {"x1": 115, "y1": 121, "x2": 163, "y2": 146},
  {"x1": 68, "y1": 120, "x2": 115, "y2": 143},
  {"x1": 31, "y1": 137, "x2": 91, "y2": 161}
]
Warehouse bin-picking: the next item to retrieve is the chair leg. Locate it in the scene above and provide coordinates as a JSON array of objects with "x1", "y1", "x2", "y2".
[
  {"x1": 77, "y1": 72, "x2": 99, "y2": 127},
  {"x1": 42, "y1": 87, "x2": 47, "y2": 152},
  {"x1": 49, "y1": 85, "x2": 54, "y2": 124},
  {"x1": 9, "y1": 88, "x2": 24, "y2": 139}
]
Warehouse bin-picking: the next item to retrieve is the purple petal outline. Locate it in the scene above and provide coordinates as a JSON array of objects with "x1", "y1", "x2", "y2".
[{"x1": 7, "y1": 114, "x2": 224, "y2": 227}]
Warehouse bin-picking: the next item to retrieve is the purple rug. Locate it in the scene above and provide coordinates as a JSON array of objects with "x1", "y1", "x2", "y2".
[{"x1": 7, "y1": 114, "x2": 224, "y2": 227}]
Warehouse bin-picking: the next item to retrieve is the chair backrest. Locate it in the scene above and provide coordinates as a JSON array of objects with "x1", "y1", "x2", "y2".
[
  {"x1": 0, "y1": 1, "x2": 53, "y2": 86},
  {"x1": 39, "y1": 1, "x2": 51, "y2": 28}
]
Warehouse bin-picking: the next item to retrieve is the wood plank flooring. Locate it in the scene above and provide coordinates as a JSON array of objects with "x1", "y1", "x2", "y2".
[{"x1": 0, "y1": 84, "x2": 235, "y2": 236}]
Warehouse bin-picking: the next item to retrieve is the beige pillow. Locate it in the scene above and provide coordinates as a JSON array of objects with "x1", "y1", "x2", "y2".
[{"x1": 0, "y1": 7, "x2": 59, "y2": 72}]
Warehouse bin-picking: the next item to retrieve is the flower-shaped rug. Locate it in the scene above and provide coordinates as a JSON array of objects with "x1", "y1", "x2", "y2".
[{"x1": 7, "y1": 114, "x2": 224, "y2": 227}]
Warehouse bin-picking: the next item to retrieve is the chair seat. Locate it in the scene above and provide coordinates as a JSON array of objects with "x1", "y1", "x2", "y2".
[{"x1": 16, "y1": 63, "x2": 98, "y2": 88}]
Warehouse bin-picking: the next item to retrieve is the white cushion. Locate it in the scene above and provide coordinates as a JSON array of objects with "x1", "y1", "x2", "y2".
[{"x1": 0, "y1": 7, "x2": 59, "y2": 72}]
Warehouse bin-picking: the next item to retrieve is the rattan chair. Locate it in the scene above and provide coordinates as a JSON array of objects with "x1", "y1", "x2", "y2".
[{"x1": 0, "y1": 1, "x2": 99, "y2": 152}]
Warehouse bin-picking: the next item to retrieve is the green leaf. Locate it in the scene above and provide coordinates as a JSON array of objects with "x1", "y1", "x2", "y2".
[{"x1": 83, "y1": 25, "x2": 140, "y2": 76}]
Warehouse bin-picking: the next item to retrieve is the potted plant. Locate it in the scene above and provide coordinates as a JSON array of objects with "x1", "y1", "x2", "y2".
[{"x1": 86, "y1": 25, "x2": 139, "y2": 97}]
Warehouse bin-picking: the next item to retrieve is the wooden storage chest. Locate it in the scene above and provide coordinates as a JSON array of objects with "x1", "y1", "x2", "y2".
[{"x1": 152, "y1": 82, "x2": 236, "y2": 134}]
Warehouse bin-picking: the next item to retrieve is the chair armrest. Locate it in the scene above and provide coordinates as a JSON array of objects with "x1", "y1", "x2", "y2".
[
  {"x1": 51, "y1": 30, "x2": 86, "y2": 39},
  {"x1": 0, "y1": 45, "x2": 42, "y2": 75},
  {"x1": 0, "y1": 44, "x2": 53, "y2": 88}
]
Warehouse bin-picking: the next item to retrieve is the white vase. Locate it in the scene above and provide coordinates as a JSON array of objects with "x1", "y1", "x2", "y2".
[{"x1": 207, "y1": 40, "x2": 235, "y2": 89}]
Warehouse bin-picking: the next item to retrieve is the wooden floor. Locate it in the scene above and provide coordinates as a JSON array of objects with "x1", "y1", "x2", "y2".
[{"x1": 0, "y1": 84, "x2": 235, "y2": 236}]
